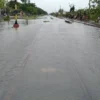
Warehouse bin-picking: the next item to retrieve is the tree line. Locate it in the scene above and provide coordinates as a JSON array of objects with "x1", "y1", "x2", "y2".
[
  {"x1": 51, "y1": 0, "x2": 100, "y2": 22},
  {"x1": 0, "y1": 0, "x2": 47, "y2": 16}
]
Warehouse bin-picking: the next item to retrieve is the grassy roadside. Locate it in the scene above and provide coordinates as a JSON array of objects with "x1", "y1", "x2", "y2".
[
  {"x1": 1, "y1": 15, "x2": 38, "y2": 22},
  {"x1": 24, "y1": 15, "x2": 37, "y2": 20}
]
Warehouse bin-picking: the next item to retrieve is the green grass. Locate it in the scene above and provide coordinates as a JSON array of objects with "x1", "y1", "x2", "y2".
[
  {"x1": 4, "y1": 16, "x2": 10, "y2": 21},
  {"x1": 90, "y1": 14, "x2": 100, "y2": 23},
  {"x1": 24, "y1": 15, "x2": 37, "y2": 20}
]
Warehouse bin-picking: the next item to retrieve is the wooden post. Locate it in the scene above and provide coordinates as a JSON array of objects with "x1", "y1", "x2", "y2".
[{"x1": 13, "y1": 0, "x2": 19, "y2": 28}]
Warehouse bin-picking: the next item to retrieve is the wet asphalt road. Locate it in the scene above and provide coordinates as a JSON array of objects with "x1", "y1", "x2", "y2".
[{"x1": 0, "y1": 16, "x2": 100, "y2": 100}]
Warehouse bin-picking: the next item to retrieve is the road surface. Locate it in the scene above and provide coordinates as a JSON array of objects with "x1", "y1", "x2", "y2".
[{"x1": 0, "y1": 16, "x2": 100, "y2": 100}]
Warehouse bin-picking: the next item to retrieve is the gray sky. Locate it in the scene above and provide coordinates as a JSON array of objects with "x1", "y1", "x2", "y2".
[{"x1": 18, "y1": 0, "x2": 89, "y2": 13}]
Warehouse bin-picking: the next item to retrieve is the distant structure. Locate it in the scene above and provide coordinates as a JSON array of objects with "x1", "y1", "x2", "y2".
[{"x1": 28, "y1": 0, "x2": 30, "y2": 3}]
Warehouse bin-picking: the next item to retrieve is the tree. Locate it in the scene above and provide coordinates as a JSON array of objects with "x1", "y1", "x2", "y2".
[
  {"x1": 58, "y1": 8, "x2": 64, "y2": 15},
  {"x1": 21, "y1": 0, "x2": 28, "y2": 4},
  {"x1": 19, "y1": 3, "x2": 47, "y2": 15},
  {"x1": 0, "y1": 0, "x2": 5, "y2": 8},
  {"x1": 70, "y1": 5, "x2": 75, "y2": 12},
  {"x1": 6, "y1": 0, "x2": 47, "y2": 16},
  {"x1": 90, "y1": 0, "x2": 100, "y2": 7},
  {"x1": 8, "y1": 1, "x2": 21, "y2": 9},
  {"x1": 93, "y1": 0, "x2": 100, "y2": 6},
  {"x1": 0, "y1": 0, "x2": 6, "y2": 16}
]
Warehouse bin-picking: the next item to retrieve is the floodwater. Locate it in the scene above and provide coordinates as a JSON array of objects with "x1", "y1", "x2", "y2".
[{"x1": 0, "y1": 16, "x2": 100, "y2": 100}]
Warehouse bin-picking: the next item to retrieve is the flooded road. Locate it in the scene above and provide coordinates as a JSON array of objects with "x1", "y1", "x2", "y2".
[{"x1": 0, "y1": 16, "x2": 100, "y2": 100}]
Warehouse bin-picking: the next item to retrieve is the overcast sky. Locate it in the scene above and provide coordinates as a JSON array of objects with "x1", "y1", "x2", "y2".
[{"x1": 18, "y1": 0, "x2": 89, "y2": 13}]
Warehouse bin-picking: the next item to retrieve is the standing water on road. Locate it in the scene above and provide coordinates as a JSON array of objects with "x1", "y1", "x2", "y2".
[{"x1": 0, "y1": 15, "x2": 100, "y2": 100}]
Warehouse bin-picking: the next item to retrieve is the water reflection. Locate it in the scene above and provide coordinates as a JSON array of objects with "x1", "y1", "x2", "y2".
[{"x1": 0, "y1": 19, "x2": 35, "y2": 32}]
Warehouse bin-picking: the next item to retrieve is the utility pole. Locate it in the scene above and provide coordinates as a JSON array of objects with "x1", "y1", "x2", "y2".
[
  {"x1": 13, "y1": 0, "x2": 19, "y2": 28},
  {"x1": 28, "y1": 0, "x2": 30, "y2": 4},
  {"x1": 89, "y1": 0, "x2": 91, "y2": 10}
]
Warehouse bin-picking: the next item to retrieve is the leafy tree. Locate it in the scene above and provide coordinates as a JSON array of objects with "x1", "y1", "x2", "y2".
[
  {"x1": 70, "y1": 5, "x2": 75, "y2": 12},
  {"x1": 92, "y1": 0, "x2": 100, "y2": 6},
  {"x1": 58, "y1": 9, "x2": 64, "y2": 15},
  {"x1": 0, "y1": 0, "x2": 5, "y2": 8},
  {"x1": 7, "y1": 1, "x2": 47, "y2": 15},
  {"x1": 7, "y1": 1, "x2": 21, "y2": 9},
  {"x1": 90, "y1": 0, "x2": 100, "y2": 8}
]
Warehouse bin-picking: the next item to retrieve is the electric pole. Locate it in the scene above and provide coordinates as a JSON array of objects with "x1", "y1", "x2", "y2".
[{"x1": 13, "y1": 0, "x2": 19, "y2": 28}]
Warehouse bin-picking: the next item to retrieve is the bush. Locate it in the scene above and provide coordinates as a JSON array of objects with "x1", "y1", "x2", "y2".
[{"x1": 4, "y1": 16, "x2": 10, "y2": 21}]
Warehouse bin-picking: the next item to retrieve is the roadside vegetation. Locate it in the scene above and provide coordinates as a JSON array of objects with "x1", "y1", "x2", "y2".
[
  {"x1": 51, "y1": 0, "x2": 100, "y2": 23},
  {"x1": 0, "y1": 0, "x2": 47, "y2": 21},
  {"x1": 7, "y1": 1, "x2": 47, "y2": 15}
]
